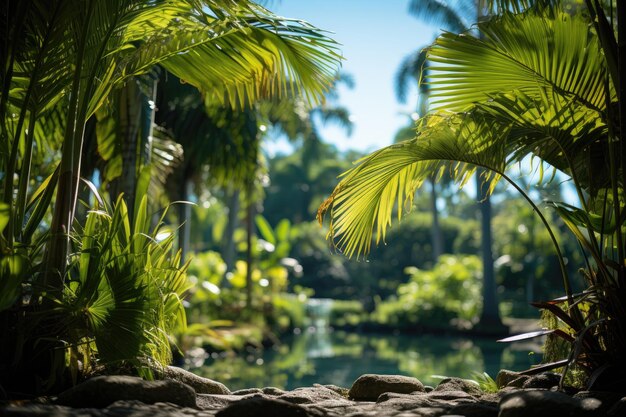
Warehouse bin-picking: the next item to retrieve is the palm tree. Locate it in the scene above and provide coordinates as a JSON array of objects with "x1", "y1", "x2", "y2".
[
  {"x1": 319, "y1": 1, "x2": 626, "y2": 387},
  {"x1": 394, "y1": 0, "x2": 502, "y2": 327}
]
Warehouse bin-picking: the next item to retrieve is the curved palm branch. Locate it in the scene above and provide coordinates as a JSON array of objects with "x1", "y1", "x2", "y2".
[
  {"x1": 318, "y1": 112, "x2": 504, "y2": 258},
  {"x1": 121, "y1": 1, "x2": 341, "y2": 109},
  {"x1": 318, "y1": 9, "x2": 609, "y2": 259}
]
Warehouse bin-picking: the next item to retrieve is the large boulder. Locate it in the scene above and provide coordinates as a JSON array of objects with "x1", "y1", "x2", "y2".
[
  {"x1": 496, "y1": 370, "x2": 530, "y2": 389},
  {"x1": 56, "y1": 375, "x2": 196, "y2": 408},
  {"x1": 163, "y1": 365, "x2": 230, "y2": 394},
  {"x1": 521, "y1": 372, "x2": 561, "y2": 389},
  {"x1": 278, "y1": 386, "x2": 345, "y2": 404},
  {"x1": 215, "y1": 396, "x2": 316, "y2": 417},
  {"x1": 434, "y1": 377, "x2": 483, "y2": 397},
  {"x1": 499, "y1": 389, "x2": 603, "y2": 417},
  {"x1": 348, "y1": 374, "x2": 424, "y2": 401}
]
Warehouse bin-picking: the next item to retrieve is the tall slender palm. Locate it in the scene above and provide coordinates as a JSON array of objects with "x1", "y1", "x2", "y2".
[
  {"x1": 395, "y1": 0, "x2": 502, "y2": 327},
  {"x1": 319, "y1": 1, "x2": 626, "y2": 386}
]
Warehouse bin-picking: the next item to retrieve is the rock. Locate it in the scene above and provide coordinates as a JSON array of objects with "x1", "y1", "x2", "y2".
[
  {"x1": 55, "y1": 375, "x2": 197, "y2": 408},
  {"x1": 375, "y1": 392, "x2": 446, "y2": 410},
  {"x1": 164, "y1": 366, "x2": 231, "y2": 394},
  {"x1": 348, "y1": 374, "x2": 424, "y2": 401},
  {"x1": 477, "y1": 392, "x2": 502, "y2": 407},
  {"x1": 573, "y1": 391, "x2": 624, "y2": 415},
  {"x1": 196, "y1": 393, "x2": 245, "y2": 409},
  {"x1": 433, "y1": 377, "x2": 483, "y2": 397},
  {"x1": 447, "y1": 402, "x2": 499, "y2": 417},
  {"x1": 231, "y1": 388, "x2": 263, "y2": 395},
  {"x1": 262, "y1": 386, "x2": 287, "y2": 396},
  {"x1": 507, "y1": 375, "x2": 531, "y2": 388},
  {"x1": 315, "y1": 383, "x2": 349, "y2": 397},
  {"x1": 215, "y1": 396, "x2": 314, "y2": 417},
  {"x1": 427, "y1": 390, "x2": 476, "y2": 402},
  {"x1": 2, "y1": 404, "x2": 83, "y2": 417},
  {"x1": 423, "y1": 385, "x2": 435, "y2": 392},
  {"x1": 279, "y1": 386, "x2": 344, "y2": 404},
  {"x1": 521, "y1": 372, "x2": 561, "y2": 389},
  {"x1": 499, "y1": 389, "x2": 603, "y2": 417},
  {"x1": 401, "y1": 407, "x2": 448, "y2": 417},
  {"x1": 496, "y1": 370, "x2": 528, "y2": 388}
]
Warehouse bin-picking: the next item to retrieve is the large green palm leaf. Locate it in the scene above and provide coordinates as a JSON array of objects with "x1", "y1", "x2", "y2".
[
  {"x1": 121, "y1": 2, "x2": 340, "y2": 108},
  {"x1": 427, "y1": 11, "x2": 610, "y2": 112},
  {"x1": 318, "y1": 112, "x2": 506, "y2": 258},
  {"x1": 319, "y1": 9, "x2": 609, "y2": 259}
]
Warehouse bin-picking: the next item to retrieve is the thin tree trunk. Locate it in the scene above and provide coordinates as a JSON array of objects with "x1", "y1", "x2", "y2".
[
  {"x1": 245, "y1": 181, "x2": 255, "y2": 309},
  {"x1": 429, "y1": 178, "x2": 443, "y2": 261},
  {"x1": 475, "y1": 0, "x2": 503, "y2": 330},
  {"x1": 222, "y1": 187, "x2": 240, "y2": 278},
  {"x1": 476, "y1": 172, "x2": 502, "y2": 327},
  {"x1": 117, "y1": 81, "x2": 142, "y2": 222},
  {"x1": 178, "y1": 178, "x2": 193, "y2": 260},
  {"x1": 525, "y1": 215, "x2": 536, "y2": 306},
  {"x1": 45, "y1": 9, "x2": 92, "y2": 291}
]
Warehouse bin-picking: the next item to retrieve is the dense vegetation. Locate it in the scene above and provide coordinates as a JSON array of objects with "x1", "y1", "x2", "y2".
[
  {"x1": 0, "y1": 0, "x2": 340, "y2": 395},
  {"x1": 1, "y1": 0, "x2": 624, "y2": 398},
  {"x1": 319, "y1": 0, "x2": 626, "y2": 391}
]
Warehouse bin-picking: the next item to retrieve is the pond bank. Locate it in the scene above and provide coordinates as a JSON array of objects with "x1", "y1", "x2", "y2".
[
  {"x1": 188, "y1": 323, "x2": 543, "y2": 391},
  {"x1": 2, "y1": 370, "x2": 624, "y2": 416}
]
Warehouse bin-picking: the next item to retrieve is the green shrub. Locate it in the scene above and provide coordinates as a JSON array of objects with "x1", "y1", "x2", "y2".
[
  {"x1": 371, "y1": 255, "x2": 482, "y2": 328},
  {"x1": 272, "y1": 293, "x2": 308, "y2": 331},
  {"x1": 328, "y1": 299, "x2": 367, "y2": 327}
]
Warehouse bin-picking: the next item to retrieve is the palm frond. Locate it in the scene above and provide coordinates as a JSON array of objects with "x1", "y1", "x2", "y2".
[
  {"x1": 427, "y1": 11, "x2": 610, "y2": 113},
  {"x1": 319, "y1": 78, "x2": 607, "y2": 258},
  {"x1": 408, "y1": 0, "x2": 470, "y2": 33},
  {"x1": 477, "y1": 89, "x2": 608, "y2": 192},
  {"x1": 122, "y1": 2, "x2": 341, "y2": 108},
  {"x1": 318, "y1": 112, "x2": 508, "y2": 258},
  {"x1": 315, "y1": 107, "x2": 354, "y2": 136}
]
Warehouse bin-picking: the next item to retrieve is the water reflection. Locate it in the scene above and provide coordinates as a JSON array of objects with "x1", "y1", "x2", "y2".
[{"x1": 188, "y1": 329, "x2": 542, "y2": 391}]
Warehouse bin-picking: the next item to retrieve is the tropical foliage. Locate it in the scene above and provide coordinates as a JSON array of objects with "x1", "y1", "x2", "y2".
[
  {"x1": 0, "y1": 0, "x2": 341, "y2": 395},
  {"x1": 371, "y1": 255, "x2": 483, "y2": 328},
  {"x1": 318, "y1": 0, "x2": 625, "y2": 388}
]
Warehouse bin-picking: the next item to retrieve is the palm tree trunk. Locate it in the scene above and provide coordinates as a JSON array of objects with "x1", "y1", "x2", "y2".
[
  {"x1": 45, "y1": 16, "x2": 91, "y2": 292},
  {"x1": 476, "y1": 171, "x2": 502, "y2": 328},
  {"x1": 116, "y1": 78, "x2": 157, "y2": 222},
  {"x1": 222, "y1": 187, "x2": 240, "y2": 279},
  {"x1": 178, "y1": 178, "x2": 193, "y2": 260},
  {"x1": 474, "y1": 0, "x2": 503, "y2": 331},
  {"x1": 117, "y1": 82, "x2": 142, "y2": 217},
  {"x1": 429, "y1": 178, "x2": 443, "y2": 261},
  {"x1": 245, "y1": 181, "x2": 255, "y2": 309}
]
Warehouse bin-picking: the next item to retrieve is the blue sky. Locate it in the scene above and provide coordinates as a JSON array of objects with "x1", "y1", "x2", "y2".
[{"x1": 265, "y1": 0, "x2": 440, "y2": 155}]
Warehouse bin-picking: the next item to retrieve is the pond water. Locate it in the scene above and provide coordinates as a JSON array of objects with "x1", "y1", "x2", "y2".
[{"x1": 187, "y1": 328, "x2": 543, "y2": 391}]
